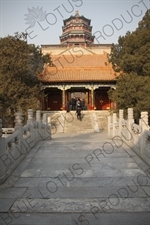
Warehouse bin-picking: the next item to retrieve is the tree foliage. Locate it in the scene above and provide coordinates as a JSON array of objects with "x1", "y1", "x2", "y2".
[
  {"x1": 108, "y1": 73, "x2": 150, "y2": 121},
  {"x1": 0, "y1": 32, "x2": 50, "y2": 126},
  {"x1": 108, "y1": 10, "x2": 150, "y2": 122},
  {"x1": 109, "y1": 10, "x2": 150, "y2": 76}
]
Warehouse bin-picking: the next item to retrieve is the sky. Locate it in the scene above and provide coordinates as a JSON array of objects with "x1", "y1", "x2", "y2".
[{"x1": 0, "y1": 0, "x2": 150, "y2": 46}]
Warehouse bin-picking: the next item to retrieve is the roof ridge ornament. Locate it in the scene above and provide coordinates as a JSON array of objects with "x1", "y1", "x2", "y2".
[{"x1": 75, "y1": 10, "x2": 79, "y2": 17}]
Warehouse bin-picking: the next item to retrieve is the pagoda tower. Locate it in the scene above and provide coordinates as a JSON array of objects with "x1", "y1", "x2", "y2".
[{"x1": 59, "y1": 10, "x2": 95, "y2": 47}]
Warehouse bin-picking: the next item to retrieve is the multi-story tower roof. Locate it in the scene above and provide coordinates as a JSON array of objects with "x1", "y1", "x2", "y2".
[{"x1": 59, "y1": 10, "x2": 95, "y2": 47}]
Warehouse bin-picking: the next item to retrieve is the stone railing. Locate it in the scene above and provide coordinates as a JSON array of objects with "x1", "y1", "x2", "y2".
[
  {"x1": 108, "y1": 108, "x2": 150, "y2": 166},
  {"x1": 0, "y1": 109, "x2": 51, "y2": 184}
]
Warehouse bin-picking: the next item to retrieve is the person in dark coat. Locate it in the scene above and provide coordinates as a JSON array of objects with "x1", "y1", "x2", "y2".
[
  {"x1": 80, "y1": 98, "x2": 85, "y2": 110},
  {"x1": 71, "y1": 97, "x2": 76, "y2": 110},
  {"x1": 76, "y1": 98, "x2": 82, "y2": 120}
]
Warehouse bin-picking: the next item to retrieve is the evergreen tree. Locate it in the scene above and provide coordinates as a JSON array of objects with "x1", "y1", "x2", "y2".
[
  {"x1": 109, "y1": 10, "x2": 150, "y2": 76},
  {"x1": 0, "y1": 32, "x2": 50, "y2": 126},
  {"x1": 108, "y1": 10, "x2": 150, "y2": 122},
  {"x1": 108, "y1": 73, "x2": 150, "y2": 121}
]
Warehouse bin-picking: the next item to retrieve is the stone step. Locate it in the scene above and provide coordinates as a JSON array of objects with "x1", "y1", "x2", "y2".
[
  {"x1": 46, "y1": 110, "x2": 109, "y2": 134},
  {"x1": 11, "y1": 197, "x2": 150, "y2": 213}
]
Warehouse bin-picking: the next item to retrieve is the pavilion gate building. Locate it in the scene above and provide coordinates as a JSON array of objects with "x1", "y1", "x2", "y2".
[{"x1": 38, "y1": 11, "x2": 117, "y2": 111}]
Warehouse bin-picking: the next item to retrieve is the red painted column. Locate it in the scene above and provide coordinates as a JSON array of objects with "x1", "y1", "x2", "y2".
[
  {"x1": 91, "y1": 87, "x2": 94, "y2": 110},
  {"x1": 62, "y1": 88, "x2": 66, "y2": 110}
]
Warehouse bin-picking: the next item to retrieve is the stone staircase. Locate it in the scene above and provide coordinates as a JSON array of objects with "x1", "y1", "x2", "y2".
[{"x1": 46, "y1": 110, "x2": 109, "y2": 134}]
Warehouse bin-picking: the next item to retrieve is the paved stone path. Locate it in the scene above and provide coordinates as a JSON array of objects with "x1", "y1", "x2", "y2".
[{"x1": 0, "y1": 132, "x2": 150, "y2": 225}]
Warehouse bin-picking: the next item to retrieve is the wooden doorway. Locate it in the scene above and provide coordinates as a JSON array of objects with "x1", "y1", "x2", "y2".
[
  {"x1": 95, "y1": 88, "x2": 110, "y2": 110},
  {"x1": 45, "y1": 89, "x2": 62, "y2": 110}
]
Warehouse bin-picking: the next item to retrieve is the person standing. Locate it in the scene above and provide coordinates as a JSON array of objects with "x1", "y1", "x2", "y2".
[
  {"x1": 71, "y1": 97, "x2": 76, "y2": 110},
  {"x1": 76, "y1": 98, "x2": 82, "y2": 120},
  {"x1": 82, "y1": 98, "x2": 85, "y2": 110},
  {"x1": 80, "y1": 98, "x2": 85, "y2": 110}
]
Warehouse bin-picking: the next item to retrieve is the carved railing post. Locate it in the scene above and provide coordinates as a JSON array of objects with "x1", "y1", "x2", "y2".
[
  {"x1": 36, "y1": 110, "x2": 41, "y2": 129},
  {"x1": 127, "y1": 108, "x2": 134, "y2": 140},
  {"x1": 47, "y1": 115, "x2": 51, "y2": 123},
  {"x1": 14, "y1": 111, "x2": 23, "y2": 153},
  {"x1": 27, "y1": 109, "x2": 34, "y2": 145},
  {"x1": 27, "y1": 109, "x2": 34, "y2": 124},
  {"x1": 127, "y1": 108, "x2": 134, "y2": 138},
  {"x1": 42, "y1": 113, "x2": 50, "y2": 139},
  {"x1": 108, "y1": 114, "x2": 112, "y2": 137},
  {"x1": 36, "y1": 110, "x2": 41, "y2": 122},
  {"x1": 140, "y1": 111, "x2": 149, "y2": 131},
  {"x1": 112, "y1": 113, "x2": 117, "y2": 137},
  {"x1": 15, "y1": 111, "x2": 23, "y2": 131},
  {"x1": 43, "y1": 113, "x2": 47, "y2": 125},
  {"x1": 119, "y1": 109, "x2": 123, "y2": 136},
  {"x1": 128, "y1": 108, "x2": 134, "y2": 122},
  {"x1": 48, "y1": 115, "x2": 51, "y2": 130},
  {"x1": 0, "y1": 118, "x2": 7, "y2": 180}
]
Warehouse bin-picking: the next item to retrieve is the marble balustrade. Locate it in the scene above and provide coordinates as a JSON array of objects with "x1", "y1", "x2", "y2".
[
  {"x1": 0, "y1": 109, "x2": 51, "y2": 184},
  {"x1": 108, "y1": 108, "x2": 150, "y2": 166}
]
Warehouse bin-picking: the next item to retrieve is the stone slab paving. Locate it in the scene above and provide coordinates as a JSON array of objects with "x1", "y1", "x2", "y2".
[{"x1": 0, "y1": 132, "x2": 150, "y2": 225}]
